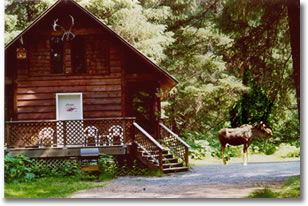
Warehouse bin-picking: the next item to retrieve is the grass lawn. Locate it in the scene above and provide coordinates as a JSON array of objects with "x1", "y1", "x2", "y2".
[
  {"x1": 4, "y1": 176, "x2": 105, "y2": 198},
  {"x1": 248, "y1": 176, "x2": 300, "y2": 198},
  {"x1": 190, "y1": 154, "x2": 300, "y2": 166}
]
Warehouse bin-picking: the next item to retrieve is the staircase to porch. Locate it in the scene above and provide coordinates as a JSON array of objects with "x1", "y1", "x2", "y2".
[{"x1": 133, "y1": 122, "x2": 190, "y2": 174}]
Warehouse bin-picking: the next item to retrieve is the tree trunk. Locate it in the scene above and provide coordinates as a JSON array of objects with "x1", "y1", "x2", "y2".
[{"x1": 287, "y1": 0, "x2": 300, "y2": 121}]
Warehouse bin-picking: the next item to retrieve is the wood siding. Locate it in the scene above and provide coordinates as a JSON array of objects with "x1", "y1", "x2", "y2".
[{"x1": 14, "y1": 34, "x2": 123, "y2": 120}]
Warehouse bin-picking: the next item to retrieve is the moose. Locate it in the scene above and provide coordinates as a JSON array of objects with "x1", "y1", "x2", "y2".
[{"x1": 218, "y1": 121, "x2": 272, "y2": 166}]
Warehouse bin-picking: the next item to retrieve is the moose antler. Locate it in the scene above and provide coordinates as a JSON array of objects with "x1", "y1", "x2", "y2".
[
  {"x1": 52, "y1": 15, "x2": 75, "y2": 41},
  {"x1": 52, "y1": 19, "x2": 65, "y2": 32},
  {"x1": 68, "y1": 15, "x2": 74, "y2": 31}
]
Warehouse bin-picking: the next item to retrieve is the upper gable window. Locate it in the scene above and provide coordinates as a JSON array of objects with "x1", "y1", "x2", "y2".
[
  {"x1": 50, "y1": 37, "x2": 64, "y2": 74},
  {"x1": 72, "y1": 36, "x2": 86, "y2": 73}
]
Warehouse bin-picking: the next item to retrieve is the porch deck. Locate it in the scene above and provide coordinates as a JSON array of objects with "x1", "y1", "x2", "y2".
[
  {"x1": 5, "y1": 117, "x2": 190, "y2": 173},
  {"x1": 5, "y1": 117, "x2": 135, "y2": 157},
  {"x1": 5, "y1": 145, "x2": 131, "y2": 158}
]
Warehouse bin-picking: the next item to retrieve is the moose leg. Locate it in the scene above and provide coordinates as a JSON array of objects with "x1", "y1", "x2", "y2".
[
  {"x1": 246, "y1": 145, "x2": 249, "y2": 165},
  {"x1": 227, "y1": 144, "x2": 230, "y2": 161},
  {"x1": 221, "y1": 144, "x2": 227, "y2": 165},
  {"x1": 243, "y1": 144, "x2": 248, "y2": 166}
]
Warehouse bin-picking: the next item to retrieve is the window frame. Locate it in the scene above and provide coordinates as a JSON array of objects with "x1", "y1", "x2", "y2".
[{"x1": 50, "y1": 36, "x2": 64, "y2": 74}]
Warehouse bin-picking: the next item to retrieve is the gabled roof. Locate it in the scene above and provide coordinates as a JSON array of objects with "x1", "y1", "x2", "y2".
[{"x1": 5, "y1": 0, "x2": 177, "y2": 91}]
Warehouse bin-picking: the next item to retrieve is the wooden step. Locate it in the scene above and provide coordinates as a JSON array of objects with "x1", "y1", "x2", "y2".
[
  {"x1": 162, "y1": 166, "x2": 189, "y2": 173},
  {"x1": 163, "y1": 158, "x2": 178, "y2": 163},
  {"x1": 162, "y1": 162, "x2": 183, "y2": 169},
  {"x1": 136, "y1": 148, "x2": 169, "y2": 155},
  {"x1": 162, "y1": 150, "x2": 169, "y2": 154},
  {"x1": 142, "y1": 153, "x2": 173, "y2": 159},
  {"x1": 163, "y1": 154, "x2": 173, "y2": 159}
]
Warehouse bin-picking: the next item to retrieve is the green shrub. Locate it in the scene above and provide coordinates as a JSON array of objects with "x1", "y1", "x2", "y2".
[
  {"x1": 31, "y1": 159, "x2": 80, "y2": 178},
  {"x1": 185, "y1": 131, "x2": 221, "y2": 159},
  {"x1": 248, "y1": 187, "x2": 279, "y2": 198},
  {"x1": 5, "y1": 154, "x2": 82, "y2": 184},
  {"x1": 248, "y1": 176, "x2": 300, "y2": 198},
  {"x1": 5, "y1": 154, "x2": 36, "y2": 183},
  {"x1": 274, "y1": 143, "x2": 300, "y2": 158},
  {"x1": 184, "y1": 130, "x2": 243, "y2": 159},
  {"x1": 98, "y1": 154, "x2": 118, "y2": 180},
  {"x1": 279, "y1": 176, "x2": 300, "y2": 198}
]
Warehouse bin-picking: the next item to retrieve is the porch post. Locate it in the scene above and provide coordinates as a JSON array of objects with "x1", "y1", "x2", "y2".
[
  {"x1": 63, "y1": 121, "x2": 67, "y2": 148},
  {"x1": 185, "y1": 146, "x2": 189, "y2": 167},
  {"x1": 5, "y1": 123, "x2": 11, "y2": 150},
  {"x1": 122, "y1": 119, "x2": 126, "y2": 145},
  {"x1": 159, "y1": 149, "x2": 163, "y2": 172}
]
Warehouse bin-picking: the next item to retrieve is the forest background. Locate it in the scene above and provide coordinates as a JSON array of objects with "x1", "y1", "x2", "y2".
[{"x1": 4, "y1": 0, "x2": 300, "y2": 159}]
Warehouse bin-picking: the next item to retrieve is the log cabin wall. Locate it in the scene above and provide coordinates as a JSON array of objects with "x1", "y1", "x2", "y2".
[{"x1": 14, "y1": 29, "x2": 123, "y2": 121}]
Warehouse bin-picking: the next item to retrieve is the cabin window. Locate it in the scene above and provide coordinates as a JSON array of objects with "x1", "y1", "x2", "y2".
[
  {"x1": 72, "y1": 36, "x2": 86, "y2": 73},
  {"x1": 50, "y1": 37, "x2": 64, "y2": 74}
]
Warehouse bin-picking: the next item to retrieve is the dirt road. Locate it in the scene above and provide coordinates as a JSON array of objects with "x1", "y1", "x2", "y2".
[{"x1": 70, "y1": 161, "x2": 300, "y2": 198}]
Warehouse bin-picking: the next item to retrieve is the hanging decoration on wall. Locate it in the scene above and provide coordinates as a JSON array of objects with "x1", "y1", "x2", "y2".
[
  {"x1": 52, "y1": 15, "x2": 75, "y2": 41},
  {"x1": 16, "y1": 36, "x2": 27, "y2": 59}
]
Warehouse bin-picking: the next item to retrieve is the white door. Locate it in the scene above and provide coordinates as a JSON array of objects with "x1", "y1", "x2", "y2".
[{"x1": 56, "y1": 93, "x2": 83, "y2": 120}]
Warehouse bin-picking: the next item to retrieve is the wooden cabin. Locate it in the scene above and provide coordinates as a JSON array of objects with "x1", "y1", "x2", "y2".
[{"x1": 5, "y1": 0, "x2": 189, "y2": 173}]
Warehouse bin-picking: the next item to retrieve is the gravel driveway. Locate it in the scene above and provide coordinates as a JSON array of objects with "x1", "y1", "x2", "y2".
[{"x1": 70, "y1": 161, "x2": 300, "y2": 198}]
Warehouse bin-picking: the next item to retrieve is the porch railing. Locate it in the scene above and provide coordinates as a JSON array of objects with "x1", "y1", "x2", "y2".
[
  {"x1": 159, "y1": 122, "x2": 190, "y2": 167},
  {"x1": 133, "y1": 122, "x2": 164, "y2": 171},
  {"x1": 5, "y1": 118, "x2": 135, "y2": 148}
]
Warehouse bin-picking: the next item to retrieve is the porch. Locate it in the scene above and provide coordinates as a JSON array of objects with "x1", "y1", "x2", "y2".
[{"x1": 5, "y1": 117, "x2": 190, "y2": 173}]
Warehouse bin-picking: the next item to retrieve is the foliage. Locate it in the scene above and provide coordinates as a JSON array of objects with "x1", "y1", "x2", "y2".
[
  {"x1": 132, "y1": 91, "x2": 155, "y2": 130},
  {"x1": 98, "y1": 154, "x2": 161, "y2": 177},
  {"x1": 248, "y1": 187, "x2": 279, "y2": 198},
  {"x1": 4, "y1": 176, "x2": 105, "y2": 198},
  {"x1": 230, "y1": 69, "x2": 274, "y2": 127},
  {"x1": 215, "y1": 0, "x2": 299, "y2": 140},
  {"x1": 184, "y1": 129, "x2": 242, "y2": 159},
  {"x1": 80, "y1": 0, "x2": 174, "y2": 63},
  {"x1": 279, "y1": 176, "x2": 301, "y2": 198},
  {"x1": 28, "y1": 159, "x2": 80, "y2": 179},
  {"x1": 248, "y1": 176, "x2": 300, "y2": 198},
  {"x1": 98, "y1": 153, "x2": 118, "y2": 180},
  {"x1": 164, "y1": 78, "x2": 248, "y2": 134},
  {"x1": 274, "y1": 143, "x2": 300, "y2": 158},
  {"x1": 4, "y1": 0, "x2": 55, "y2": 44},
  {"x1": 5, "y1": 154, "x2": 81, "y2": 183},
  {"x1": 5, "y1": 154, "x2": 36, "y2": 184}
]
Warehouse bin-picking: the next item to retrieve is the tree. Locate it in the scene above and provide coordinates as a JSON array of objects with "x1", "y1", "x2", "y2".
[
  {"x1": 80, "y1": 0, "x2": 174, "y2": 63},
  {"x1": 140, "y1": 0, "x2": 248, "y2": 134},
  {"x1": 215, "y1": 0, "x2": 299, "y2": 138},
  {"x1": 5, "y1": 0, "x2": 55, "y2": 44},
  {"x1": 286, "y1": 0, "x2": 300, "y2": 120},
  {"x1": 230, "y1": 69, "x2": 273, "y2": 127}
]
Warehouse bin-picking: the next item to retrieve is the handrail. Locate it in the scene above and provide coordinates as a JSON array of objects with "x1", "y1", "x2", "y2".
[
  {"x1": 6, "y1": 117, "x2": 136, "y2": 124},
  {"x1": 133, "y1": 140, "x2": 159, "y2": 165},
  {"x1": 133, "y1": 122, "x2": 165, "y2": 150},
  {"x1": 159, "y1": 123, "x2": 190, "y2": 148},
  {"x1": 159, "y1": 122, "x2": 189, "y2": 167}
]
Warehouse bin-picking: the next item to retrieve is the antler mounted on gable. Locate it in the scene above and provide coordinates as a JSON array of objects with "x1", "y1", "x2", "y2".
[{"x1": 52, "y1": 15, "x2": 75, "y2": 41}]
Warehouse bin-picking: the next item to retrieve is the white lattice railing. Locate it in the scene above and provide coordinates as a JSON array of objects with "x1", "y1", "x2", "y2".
[{"x1": 6, "y1": 118, "x2": 135, "y2": 148}]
